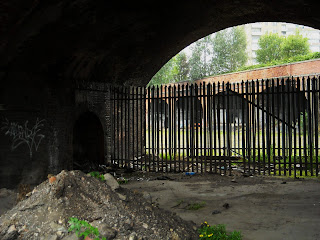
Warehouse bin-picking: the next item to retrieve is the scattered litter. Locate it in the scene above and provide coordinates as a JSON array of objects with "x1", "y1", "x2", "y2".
[{"x1": 212, "y1": 210, "x2": 221, "y2": 215}]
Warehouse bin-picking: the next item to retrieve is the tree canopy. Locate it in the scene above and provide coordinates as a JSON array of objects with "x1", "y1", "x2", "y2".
[
  {"x1": 256, "y1": 33, "x2": 283, "y2": 64},
  {"x1": 149, "y1": 26, "x2": 248, "y2": 85},
  {"x1": 256, "y1": 30, "x2": 310, "y2": 64}
]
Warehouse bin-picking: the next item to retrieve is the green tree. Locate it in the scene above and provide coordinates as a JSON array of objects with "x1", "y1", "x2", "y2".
[
  {"x1": 256, "y1": 33, "x2": 284, "y2": 64},
  {"x1": 256, "y1": 30, "x2": 310, "y2": 64},
  {"x1": 148, "y1": 52, "x2": 189, "y2": 86},
  {"x1": 175, "y1": 52, "x2": 190, "y2": 82},
  {"x1": 212, "y1": 26, "x2": 247, "y2": 74},
  {"x1": 189, "y1": 36, "x2": 213, "y2": 81},
  {"x1": 148, "y1": 57, "x2": 177, "y2": 86},
  {"x1": 281, "y1": 30, "x2": 310, "y2": 58}
]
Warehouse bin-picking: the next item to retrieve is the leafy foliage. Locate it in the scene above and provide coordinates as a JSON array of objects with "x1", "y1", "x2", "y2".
[
  {"x1": 198, "y1": 222, "x2": 242, "y2": 240},
  {"x1": 256, "y1": 33, "x2": 284, "y2": 64},
  {"x1": 68, "y1": 217, "x2": 106, "y2": 240},
  {"x1": 238, "y1": 51, "x2": 320, "y2": 72},
  {"x1": 89, "y1": 171, "x2": 105, "y2": 181},
  {"x1": 256, "y1": 30, "x2": 310, "y2": 64},
  {"x1": 148, "y1": 52, "x2": 190, "y2": 86},
  {"x1": 149, "y1": 26, "x2": 247, "y2": 85},
  {"x1": 189, "y1": 26, "x2": 247, "y2": 80}
]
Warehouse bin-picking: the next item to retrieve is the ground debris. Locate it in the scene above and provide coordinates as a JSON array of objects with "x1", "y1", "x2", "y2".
[{"x1": 0, "y1": 170, "x2": 198, "y2": 240}]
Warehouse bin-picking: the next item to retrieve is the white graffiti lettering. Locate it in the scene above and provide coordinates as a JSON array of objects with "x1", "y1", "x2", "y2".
[{"x1": 1, "y1": 118, "x2": 45, "y2": 158}]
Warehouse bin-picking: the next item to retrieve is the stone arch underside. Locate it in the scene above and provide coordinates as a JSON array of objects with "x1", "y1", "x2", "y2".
[{"x1": 1, "y1": 0, "x2": 320, "y2": 88}]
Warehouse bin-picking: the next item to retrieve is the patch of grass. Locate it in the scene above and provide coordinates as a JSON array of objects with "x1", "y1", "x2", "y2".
[
  {"x1": 68, "y1": 217, "x2": 106, "y2": 240},
  {"x1": 89, "y1": 171, "x2": 105, "y2": 181},
  {"x1": 117, "y1": 177, "x2": 128, "y2": 184},
  {"x1": 198, "y1": 222, "x2": 242, "y2": 240},
  {"x1": 187, "y1": 201, "x2": 206, "y2": 210}
]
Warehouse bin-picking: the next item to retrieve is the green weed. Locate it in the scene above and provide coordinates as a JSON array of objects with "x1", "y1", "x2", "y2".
[
  {"x1": 89, "y1": 171, "x2": 105, "y2": 181},
  {"x1": 187, "y1": 201, "x2": 206, "y2": 210},
  {"x1": 68, "y1": 217, "x2": 106, "y2": 240},
  {"x1": 198, "y1": 222, "x2": 242, "y2": 240}
]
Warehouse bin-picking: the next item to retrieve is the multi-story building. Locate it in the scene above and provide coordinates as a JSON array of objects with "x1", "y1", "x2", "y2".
[{"x1": 245, "y1": 22, "x2": 320, "y2": 65}]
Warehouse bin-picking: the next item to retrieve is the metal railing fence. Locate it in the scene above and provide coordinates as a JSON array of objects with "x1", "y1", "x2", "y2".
[{"x1": 109, "y1": 77, "x2": 320, "y2": 177}]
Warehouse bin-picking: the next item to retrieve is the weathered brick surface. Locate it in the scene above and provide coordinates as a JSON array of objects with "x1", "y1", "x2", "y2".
[{"x1": 197, "y1": 59, "x2": 320, "y2": 84}]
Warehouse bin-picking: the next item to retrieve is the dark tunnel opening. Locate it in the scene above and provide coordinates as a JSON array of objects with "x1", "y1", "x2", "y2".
[{"x1": 73, "y1": 112, "x2": 104, "y2": 171}]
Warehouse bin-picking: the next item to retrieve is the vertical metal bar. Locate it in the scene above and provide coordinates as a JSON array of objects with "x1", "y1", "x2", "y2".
[
  {"x1": 237, "y1": 83, "x2": 240, "y2": 160},
  {"x1": 186, "y1": 84, "x2": 190, "y2": 172},
  {"x1": 152, "y1": 86, "x2": 156, "y2": 171},
  {"x1": 241, "y1": 81, "x2": 246, "y2": 173},
  {"x1": 266, "y1": 79, "x2": 271, "y2": 175},
  {"x1": 168, "y1": 86, "x2": 172, "y2": 169},
  {"x1": 302, "y1": 77, "x2": 307, "y2": 176},
  {"x1": 287, "y1": 79, "x2": 292, "y2": 176},
  {"x1": 277, "y1": 78, "x2": 281, "y2": 175},
  {"x1": 262, "y1": 80, "x2": 266, "y2": 175},
  {"x1": 182, "y1": 85, "x2": 185, "y2": 172},
  {"x1": 252, "y1": 80, "x2": 256, "y2": 174},
  {"x1": 226, "y1": 82, "x2": 231, "y2": 176},
  {"x1": 272, "y1": 79, "x2": 276, "y2": 175},
  {"x1": 173, "y1": 85, "x2": 177, "y2": 172},
  {"x1": 292, "y1": 79, "x2": 297, "y2": 178},
  {"x1": 203, "y1": 82, "x2": 207, "y2": 173},
  {"x1": 160, "y1": 85, "x2": 164, "y2": 172},
  {"x1": 142, "y1": 87, "x2": 146, "y2": 170},
  {"x1": 307, "y1": 77, "x2": 313, "y2": 176},
  {"x1": 232, "y1": 83, "x2": 236, "y2": 166},
  {"x1": 192, "y1": 84, "x2": 199, "y2": 172},
  {"x1": 164, "y1": 86, "x2": 168, "y2": 172},
  {"x1": 222, "y1": 82, "x2": 226, "y2": 175},
  {"x1": 315, "y1": 77, "x2": 319, "y2": 176},
  {"x1": 281, "y1": 78, "x2": 286, "y2": 176},
  {"x1": 190, "y1": 84, "x2": 194, "y2": 172},
  {"x1": 217, "y1": 82, "x2": 222, "y2": 174},
  {"x1": 178, "y1": 84, "x2": 181, "y2": 172},
  {"x1": 208, "y1": 83, "x2": 212, "y2": 172},
  {"x1": 213, "y1": 83, "x2": 217, "y2": 173},
  {"x1": 297, "y1": 79, "x2": 302, "y2": 176},
  {"x1": 246, "y1": 80, "x2": 251, "y2": 174},
  {"x1": 147, "y1": 87, "x2": 151, "y2": 171},
  {"x1": 156, "y1": 86, "x2": 160, "y2": 172},
  {"x1": 314, "y1": 77, "x2": 319, "y2": 176},
  {"x1": 199, "y1": 83, "x2": 203, "y2": 173},
  {"x1": 195, "y1": 83, "x2": 199, "y2": 173},
  {"x1": 257, "y1": 80, "x2": 261, "y2": 174}
]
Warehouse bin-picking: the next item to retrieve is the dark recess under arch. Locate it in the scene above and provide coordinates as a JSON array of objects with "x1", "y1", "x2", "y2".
[{"x1": 73, "y1": 112, "x2": 104, "y2": 171}]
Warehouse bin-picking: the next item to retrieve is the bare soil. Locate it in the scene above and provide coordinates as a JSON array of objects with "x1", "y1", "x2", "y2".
[
  {"x1": 122, "y1": 171, "x2": 320, "y2": 240},
  {"x1": 0, "y1": 170, "x2": 198, "y2": 240}
]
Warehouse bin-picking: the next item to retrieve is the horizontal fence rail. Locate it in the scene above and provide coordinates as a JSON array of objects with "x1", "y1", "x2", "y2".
[{"x1": 108, "y1": 77, "x2": 320, "y2": 177}]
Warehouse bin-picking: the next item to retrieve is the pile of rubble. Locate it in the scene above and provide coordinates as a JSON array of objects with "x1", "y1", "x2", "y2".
[{"x1": 0, "y1": 170, "x2": 198, "y2": 240}]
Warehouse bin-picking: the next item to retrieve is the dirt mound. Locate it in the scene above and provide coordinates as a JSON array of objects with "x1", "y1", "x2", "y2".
[{"x1": 0, "y1": 170, "x2": 198, "y2": 240}]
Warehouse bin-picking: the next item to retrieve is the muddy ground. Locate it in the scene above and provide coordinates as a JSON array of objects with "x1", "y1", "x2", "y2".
[{"x1": 122, "y1": 171, "x2": 320, "y2": 240}]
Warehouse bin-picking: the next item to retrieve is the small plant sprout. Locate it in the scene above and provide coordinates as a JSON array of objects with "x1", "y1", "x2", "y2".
[
  {"x1": 198, "y1": 222, "x2": 242, "y2": 240},
  {"x1": 89, "y1": 171, "x2": 105, "y2": 181},
  {"x1": 68, "y1": 217, "x2": 106, "y2": 240},
  {"x1": 187, "y1": 201, "x2": 206, "y2": 210}
]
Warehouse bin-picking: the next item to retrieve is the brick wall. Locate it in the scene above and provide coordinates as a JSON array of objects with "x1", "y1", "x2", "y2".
[{"x1": 195, "y1": 59, "x2": 320, "y2": 84}]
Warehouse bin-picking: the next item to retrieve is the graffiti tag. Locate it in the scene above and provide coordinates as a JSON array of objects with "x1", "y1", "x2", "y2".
[{"x1": 1, "y1": 118, "x2": 45, "y2": 158}]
